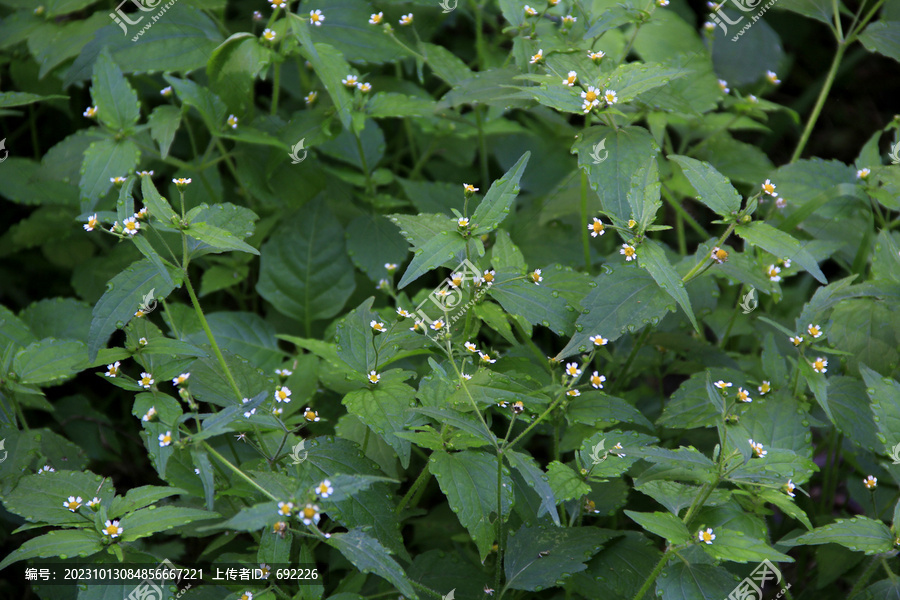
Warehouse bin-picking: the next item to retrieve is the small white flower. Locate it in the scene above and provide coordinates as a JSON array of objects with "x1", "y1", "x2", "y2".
[
  {"x1": 620, "y1": 244, "x2": 637, "y2": 261},
  {"x1": 37, "y1": 465, "x2": 55, "y2": 474},
  {"x1": 262, "y1": 28, "x2": 276, "y2": 41},
  {"x1": 588, "y1": 50, "x2": 606, "y2": 61},
  {"x1": 63, "y1": 496, "x2": 83, "y2": 512},
  {"x1": 171, "y1": 372, "x2": 190, "y2": 386},
  {"x1": 784, "y1": 479, "x2": 796, "y2": 497},
  {"x1": 399, "y1": 13, "x2": 413, "y2": 26},
  {"x1": 227, "y1": 114, "x2": 238, "y2": 129},
  {"x1": 160, "y1": 86, "x2": 173, "y2": 97},
  {"x1": 305, "y1": 91, "x2": 317, "y2": 105},
  {"x1": 139, "y1": 372, "x2": 154, "y2": 389},
  {"x1": 342, "y1": 74, "x2": 358, "y2": 87},
  {"x1": 530, "y1": 49, "x2": 544, "y2": 64},
  {"x1": 762, "y1": 179, "x2": 777, "y2": 196},
  {"x1": 122, "y1": 217, "x2": 140, "y2": 237},
  {"x1": 103, "y1": 519, "x2": 123, "y2": 538},
  {"x1": 244, "y1": 408, "x2": 256, "y2": 418},
  {"x1": 590, "y1": 371, "x2": 606, "y2": 389},
  {"x1": 563, "y1": 71, "x2": 578, "y2": 87},
  {"x1": 104, "y1": 361, "x2": 121, "y2": 378},
  {"x1": 565, "y1": 362, "x2": 581, "y2": 377},
  {"x1": 300, "y1": 503, "x2": 321, "y2": 525},
  {"x1": 309, "y1": 9, "x2": 325, "y2": 26},
  {"x1": 315, "y1": 480, "x2": 334, "y2": 498},
  {"x1": 736, "y1": 387, "x2": 752, "y2": 403},
  {"x1": 83, "y1": 106, "x2": 98, "y2": 118},
  {"x1": 83, "y1": 214, "x2": 99, "y2": 232},
  {"x1": 811, "y1": 357, "x2": 828, "y2": 374},
  {"x1": 698, "y1": 527, "x2": 715, "y2": 544},
  {"x1": 465, "y1": 341, "x2": 477, "y2": 352},
  {"x1": 463, "y1": 183, "x2": 479, "y2": 193},
  {"x1": 857, "y1": 168, "x2": 871, "y2": 180},
  {"x1": 370, "y1": 320, "x2": 386, "y2": 333},
  {"x1": 604, "y1": 89, "x2": 618, "y2": 104},
  {"x1": 766, "y1": 70, "x2": 781, "y2": 85},
  {"x1": 713, "y1": 380, "x2": 732, "y2": 390},
  {"x1": 303, "y1": 407, "x2": 320, "y2": 421},
  {"x1": 588, "y1": 217, "x2": 605, "y2": 237},
  {"x1": 758, "y1": 381, "x2": 771, "y2": 395},
  {"x1": 530, "y1": 269, "x2": 543, "y2": 285},
  {"x1": 141, "y1": 407, "x2": 157, "y2": 422},
  {"x1": 767, "y1": 264, "x2": 782, "y2": 282},
  {"x1": 479, "y1": 351, "x2": 497, "y2": 364},
  {"x1": 357, "y1": 82, "x2": 372, "y2": 93},
  {"x1": 86, "y1": 497, "x2": 101, "y2": 509},
  {"x1": 277, "y1": 501, "x2": 294, "y2": 516},
  {"x1": 589, "y1": 334, "x2": 609, "y2": 346},
  {"x1": 275, "y1": 368, "x2": 293, "y2": 377},
  {"x1": 717, "y1": 79, "x2": 730, "y2": 94},
  {"x1": 368, "y1": 370, "x2": 380, "y2": 384},
  {"x1": 864, "y1": 475, "x2": 877, "y2": 489},
  {"x1": 749, "y1": 439, "x2": 767, "y2": 458},
  {"x1": 158, "y1": 431, "x2": 173, "y2": 447},
  {"x1": 807, "y1": 324, "x2": 823, "y2": 338},
  {"x1": 369, "y1": 12, "x2": 383, "y2": 25},
  {"x1": 275, "y1": 386, "x2": 292, "y2": 403},
  {"x1": 524, "y1": 4, "x2": 538, "y2": 15}
]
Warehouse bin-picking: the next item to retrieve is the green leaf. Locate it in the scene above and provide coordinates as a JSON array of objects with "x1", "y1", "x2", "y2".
[
  {"x1": 189, "y1": 351, "x2": 270, "y2": 406},
  {"x1": 79, "y1": 138, "x2": 140, "y2": 210},
  {"x1": 109, "y1": 486, "x2": 187, "y2": 519},
  {"x1": 397, "y1": 230, "x2": 467, "y2": 289},
  {"x1": 12, "y1": 339, "x2": 86, "y2": 385},
  {"x1": 346, "y1": 215, "x2": 409, "y2": 283},
  {"x1": 627, "y1": 158, "x2": 663, "y2": 230},
  {"x1": 859, "y1": 364, "x2": 900, "y2": 457},
  {"x1": 491, "y1": 230, "x2": 527, "y2": 272},
  {"x1": 827, "y1": 376, "x2": 882, "y2": 452},
  {"x1": 2, "y1": 470, "x2": 114, "y2": 526},
  {"x1": 207, "y1": 33, "x2": 267, "y2": 114},
  {"x1": 256, "y1": 200, "x2": 356, "y2": 325},
  {"x1": 334, "y1": 297, "x2": 380, "y2": 374},
  {"x1": 471, "y1": 152, "x2": 530, "y2": 235},
  {"x1": 0, "y1": 529, "x2": 103, "y2": 570},
  {"x1": 638, "y1": 239, "x2": 699, "y2": 333},
  {"x1": 790, "y1": 517, "x2": 895, "y2": 554},
  {"x1": 829, "y1": 300, "x2": 900, "y2": 376},
  {"x1": 504, "y1": 450, "x2": 560, "y2": 526},
  {"x1": 668, "y1": 155, "x2": 743, "y2": 217},
  {"x1": 606, "y1": 62, "x2": 690, "y2": 103},
  {"x1": 326, "y1": 529, "x2": 417, "y2": 599},
  {"x1": 0, "y1": 91, "x2": 68, "y2": 108},
  {"x1": 389, "y1": 213, "x2": 457, "y2": 248},
  {"x1": 418, "y1": 41, "x2": 473, "y2": 85},
  {"x1": 504, "y1": 524, "x2": 609, "y2": 591},
  {"x1": 429, "y1": 450, "x2": 514, "y2": 561},
  {"x1": 20, "y1": 298, "x2": 91, "y2": 343},
  {"x1": 148, "y1": 105, "x2": 181, "y2": 159},
  {"x1": 758, "y1": 489, "x2": 813, "y2": 531},
  {"x1": 64, "y1": 5, "x2": 222, "y2": 84},
  {"x1": 88, "y1": 258, "x2": 180, "y2": 361},
  {"x1": 290, "y1": 28, "x2": 353, "y2": 132},
  {"x1": 140, "y1": 175, "x2": 179, "y2": 224},
  {"x1": 624, "y1": 510, "x2": 691, "y2": 544},
  {"x1": 489, "y1": 271, "x2": 575, "y2": 336},
  {"x1": 555, "y1": 268, "x2": 675, "y2": 360},
  {"x1": 546, "y1": 460, "x2": 591, "y2": 502},
  {"x1": 636, "y1": 481, "x2": 731, "y2": 516},
  {"x1": 188, "y1": 312, "x2": 285, "y2": 372},
  {"x1": 701, "y1": 528, "x2": 793, "y2": 563},
  {"x1": 211, "y1": 501, "x2": 278, "y2": 532},
  {"x1": 366, "y1": 92, "x2": 436, "y2": 118},
  {"x1": 343, "y1": 381, "x2": 416, "y2": 469},
  {"x1": 185, "y1": 222, "x2": 259, "y2": 256},
  {"x1": 119, "y1": 506, "x2": 219, "y2": 542},
  {"x1": 163, "y1": 75, "x2": 227, "y2": 133},
  {"x1": 574, "y1": 126, "x2": 659, "y2": 223},
  {"x1": 657, "y1": 561, "x2": 740, "y2": 600},
  {"x1": 734, "y1": 222, "x2": 827, "y2": 284},
  {"x1": 566, "y1": 392, "x2": 655, "y2": 432},
  {"x1": 90, "y1": 48, "x2": 139, "y2": 131},
  {"x1": 859, "y1": 21, "x2": 900, "y2": 63}
]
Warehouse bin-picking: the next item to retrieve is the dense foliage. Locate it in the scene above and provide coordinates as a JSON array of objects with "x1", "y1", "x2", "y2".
[{"x1": 1, "y1": 0, "x2": 900, "y2": 599}]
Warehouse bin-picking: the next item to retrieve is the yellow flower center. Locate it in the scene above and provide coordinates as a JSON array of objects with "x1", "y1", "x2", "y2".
[
  {"x1": 483, "y1": 272, "x2": 494, "y2": 283},
  {"x1": 592, "y1": 222, "x2": 603, "y2": 233},
  {"x1": 303, "y1": 508, "x2": 316, "y2": 519},
  {"x1": 584, "y1": 91, "x2": 597, "y2": 103},
  {"x1": 106, "y1": 524, "x2": 118, "y2": 535},
  {"x1": 305, "y1": 411, "x2": 316, "y2": 420}
]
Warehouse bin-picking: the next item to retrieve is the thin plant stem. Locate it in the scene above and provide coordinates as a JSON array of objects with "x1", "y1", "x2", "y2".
[
  {"x1": 790, "y1": 42, "x2": 847, "y2": 162},
  {"x1": 631, "y1": 548, "x2": 672, "y2": 600},
  {"x1": 203, "y1": 442, "x2": 277, "y2": 501}
]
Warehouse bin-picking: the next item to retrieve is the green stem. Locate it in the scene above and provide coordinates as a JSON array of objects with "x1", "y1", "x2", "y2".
[
  {"x1": 790, "y1": 42, "x2": 847, "y2": 162},
  {"x1": 271, "y1": 61, "x2": 281, "y2": 115},
  {"x1": 581, "y1": 168, "x2": 591, "y2": 271},
  {"x1": 354, "y1": 132, "x2": 374, "y2": 196},
  {"x1": 184, "y1": 274, "x2": 243, "y2": 402},
  {"x1": 682, "y1": 223, "x2": 736, "y2": 284},
  {"x1": 396, "y1": 463, "x2": 431, "y2": 514},
  {"x1": 203, "y1": 442, "x2": 277, "y2": 501},
  {"x1": 631, "y1": 548, "x2": 672, "y2": 600},
  {"x1": 847, "y1": 555, "x2": 882, "y2": 599},
  {"x1": 475, "y1": 106, "x2": 489, "y2": 191}
]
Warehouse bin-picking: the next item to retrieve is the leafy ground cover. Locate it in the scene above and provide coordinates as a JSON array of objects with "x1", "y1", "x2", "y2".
[{"x1": 1, "y1": 0, "x2": 900, "y2": 599}]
